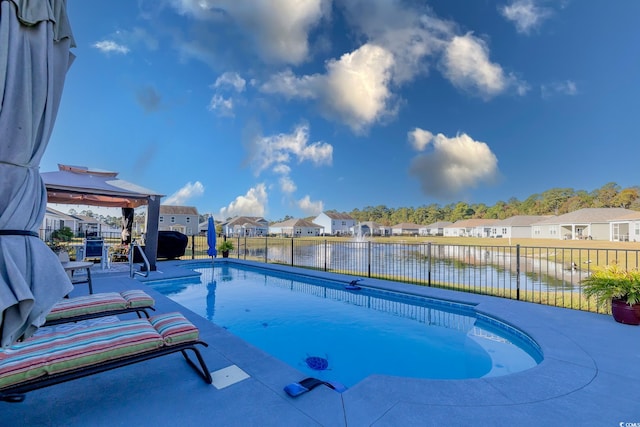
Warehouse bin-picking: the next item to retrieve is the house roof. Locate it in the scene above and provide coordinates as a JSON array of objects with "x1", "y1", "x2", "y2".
[
  {"x1": 610, "y1": 211, "x2": 640, "y2": 221},
  {"x1": 446, "y1": 219, "x2": 497, "y2": 228},
  {"x1": 45, "y1": 207, "x2": 77, "y2": 221},
  {"x1": 321, "y1": 211, "x2": 355, "y2": 220},
  {"x1": 224, "y1": 216, "x2": 267, "y2": 228},
  {"x1": 494, "y1": 215, "x2": 552, "y2": 227},
  {"x1": 391, "y1": 222, "x2": 423, "y2": 229},
  {"x1": 533, "y1": 208, "x2": 635, "y2": 225},
  {"x1": 160, "y1": 205, "x2": 199, "y2": 215},
  {"x1": 271, "y1": 218, "x2": 322, "y2": 228}
]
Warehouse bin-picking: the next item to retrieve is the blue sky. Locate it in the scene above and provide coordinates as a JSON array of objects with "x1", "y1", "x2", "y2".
[{"x1": 44, "y1": 0, "x2": 640, "y2": 221}]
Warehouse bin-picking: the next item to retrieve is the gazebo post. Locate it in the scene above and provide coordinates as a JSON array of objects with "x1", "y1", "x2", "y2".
[{"x1": 145, "y1": 196, "x2": 161, "y2": 271}]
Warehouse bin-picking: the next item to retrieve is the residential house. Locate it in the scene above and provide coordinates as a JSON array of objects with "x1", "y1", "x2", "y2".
[
  {"x1": 609, "y1": 211, "x2": 640, "y2": 242},
  {"x1": 72, "y1": 214, "x2": 113, "y2": 238},
  {"x1": 269, "y1": 218, "x2": 323, "y2": 237},
  {"x1": 531, "y1": 208, "x2": 635, "y2": 240},
  {"x1": 351, "y1": 221, "x2": 390, "y2": 237},
  {"x1": 222, "y1": 216, "x2": 269, "y2": 237},
  {"x1": 490, "y1": 215, "x2": 551, "y2": 239},
  {"x1": 391, "y1": 222, "x2": 422, "y2": 236},
  {"x1": 41, "y1": 207, "x2": 78, "y2": 240},
  {"x1": 159, "y1": 205, "x2": 199, "y2": 236},
  {"x1": 313, "y1": 211, "x2": 356, "y2": 236},
  {"x1": 444, "y1": 219, "x2": 496, "y2": 237},
  {"x1": 419, "y1": 221, "x2": 452, "y2": 236}
]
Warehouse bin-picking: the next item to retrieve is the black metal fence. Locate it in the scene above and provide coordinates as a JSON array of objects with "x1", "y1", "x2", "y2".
[
  {"x1": 46, "y1": 232, "x2": 632, "y2": 314},
  {"x1": 178, "y1": 235, "x2": 640, "y2": 315}
]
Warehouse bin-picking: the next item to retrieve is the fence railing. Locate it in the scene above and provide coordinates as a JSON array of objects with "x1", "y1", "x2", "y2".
[{"x1": 179, "y1": 235, "x2": 640, "y2": 315}]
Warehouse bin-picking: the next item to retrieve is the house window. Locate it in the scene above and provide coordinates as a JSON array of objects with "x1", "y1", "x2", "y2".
[
  {"x1": 502, "y1": 228, "x2": 507, "y2": 234},
  {"x1": 159, "y1": 216, "x2": 164, "y2": 223},
  {"x1": 635, "y1": 223, "x2": 640, "y2": 236},
  {"x1": 186, "y1": 217, "x2": 191, "y2": 223},
  {"x1": 187, "y1": 227, "x2": 192, "y2": 235},
  {"x1": 533, "y1": 226, "x2": 541, "y2": 235},
  {"x1": 170, "y1": 216, "x2": 176, "y2": 223}
]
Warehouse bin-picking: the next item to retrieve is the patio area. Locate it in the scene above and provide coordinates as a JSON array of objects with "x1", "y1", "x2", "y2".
[{"x1": 3, "y1": 259, "x2": 640, "y2": 426}]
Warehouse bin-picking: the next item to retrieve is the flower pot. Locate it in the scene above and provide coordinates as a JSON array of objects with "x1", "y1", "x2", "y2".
[
  {"x1": 611, "y1": 298, "x2": 640, "y2": 325},
  {"x1": 222, "y1": 251, "x2": 229, "y2": 258}
]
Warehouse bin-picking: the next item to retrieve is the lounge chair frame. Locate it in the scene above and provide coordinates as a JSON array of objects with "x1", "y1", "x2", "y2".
[
  {"x1": 1, "y1": 340, "x2": 212, "y2": 402},
  {"x1": 1, "y1": 312, "x2": 213, "y2": 403}
]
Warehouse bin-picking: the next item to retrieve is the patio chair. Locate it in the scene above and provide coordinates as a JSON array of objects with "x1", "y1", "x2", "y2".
[
  {"x1": 43, "y1": 290, "x2": 156, "y2": 326},
  {"x1": 0, "y1": 312, "x2": 212, "y2": 403},
  {"x1": 83, "y1": 238, "x2": 104, "y2": 262}
]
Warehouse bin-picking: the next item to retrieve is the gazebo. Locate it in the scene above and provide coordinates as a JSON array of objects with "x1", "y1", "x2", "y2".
[{"x1": 41, "y1": 164, "x2": 164, "y2": 270}]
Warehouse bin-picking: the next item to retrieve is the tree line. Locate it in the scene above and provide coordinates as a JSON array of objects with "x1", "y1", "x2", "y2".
[{"x1": 345, "y1": 182, "x2": 640, "y2": 226}]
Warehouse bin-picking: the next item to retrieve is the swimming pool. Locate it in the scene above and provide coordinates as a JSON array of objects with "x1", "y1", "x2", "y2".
[{"x1": 148, "y1": 263, "x2": 542, "y2": 388}]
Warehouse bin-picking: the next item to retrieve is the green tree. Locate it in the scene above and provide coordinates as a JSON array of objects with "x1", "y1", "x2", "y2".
[{"x1": 591, "y1": 182, "x2": 620, "y2": 208}]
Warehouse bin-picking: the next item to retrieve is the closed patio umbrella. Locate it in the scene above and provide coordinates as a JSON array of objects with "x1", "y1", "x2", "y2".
[
  {"x1": 206, "y1": 216, "x2": 217, "y2": 259},
  {"x1": 0, "y1": 0, "x2": 75, "y2": 346}
]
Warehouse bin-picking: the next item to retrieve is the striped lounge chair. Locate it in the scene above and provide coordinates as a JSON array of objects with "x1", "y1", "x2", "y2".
[
  {"x1": 0, "y1": 312, "x2": 212, "y2": 402},
  {"x1": 44, "y1": 290, "x2": 156, "y2": 326}
]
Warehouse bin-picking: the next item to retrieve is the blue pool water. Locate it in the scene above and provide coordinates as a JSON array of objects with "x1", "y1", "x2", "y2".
[{"x1": 149, "y1": 263, "x2": 542, "y2": 388}]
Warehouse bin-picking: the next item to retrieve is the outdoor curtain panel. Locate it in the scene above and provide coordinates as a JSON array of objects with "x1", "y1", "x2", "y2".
[{"x1": 0, "y1": 0, "x2": 75, "y2": 346}]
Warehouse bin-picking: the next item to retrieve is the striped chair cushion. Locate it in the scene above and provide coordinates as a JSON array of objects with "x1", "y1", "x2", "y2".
[
  {"x1": 121, "y1": 290, "x2": 155, "y2": 308},
  {"x1": 45, "y1": 290, "x2": 155, "y2": 322},
  {"x1": 45, "y1": 293, "x2": 127, "y2": 321},
  {"x1": 150, "y1": 312, "x2": 199, "y2": 346},
  {"x1": 0, "y1": 319, "x2": 163, "y2": 389}
]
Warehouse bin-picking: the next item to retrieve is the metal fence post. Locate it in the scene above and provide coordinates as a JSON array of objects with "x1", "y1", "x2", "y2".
[
  {"x1": 265, "y1": 235, "x2": 268, "y2": 263},
  {"x1": 291, "y1": 238, "x2": 294, "y2": 266},
  {"x1": 324, "y1": 239, "x2": 327, "y2": 271},
  {"x1": 368, "y1": 241, "x2": 371, "y2": 278},
  {"x1": 516, "y1": 244, "x2": 521, "y2": 300},
  {"x1": 191, "y1": 235, "x2": 195, "y2": 259},
  {"x1": 427, "y1": 242, "x2": 432, "y2": 287}
]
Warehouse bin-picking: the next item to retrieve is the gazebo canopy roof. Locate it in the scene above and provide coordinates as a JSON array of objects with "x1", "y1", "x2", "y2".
[{"x1": 42, "y1": 164, "x2": 164, "y2": 208}]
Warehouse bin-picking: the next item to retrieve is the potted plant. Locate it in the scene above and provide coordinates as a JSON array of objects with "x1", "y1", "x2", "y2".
[
  {"x1": 582, "y1": 264, "x2": 640, "y2": 325},
  {"x1": 217, "y1": 240, "x2": 234, "y2": 258}
]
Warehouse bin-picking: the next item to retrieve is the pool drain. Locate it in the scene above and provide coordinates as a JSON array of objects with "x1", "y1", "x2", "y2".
[{"x1": 305, "y1": 356, "x2": 329, "y2": 371}]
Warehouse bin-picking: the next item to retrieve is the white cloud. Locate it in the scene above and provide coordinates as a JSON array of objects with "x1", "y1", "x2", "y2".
[
  {"x1": 164, "y1": 181, "x2": 205, "y2": 205},
  {"x1": 339, "y1": 0, "x2": 452, "y2": 84},
  {"x1": 408, "y1": 128, "x2": 434, "y2": 151},
  {"x1": 218, "y1": 183, "x2": 268, "y2": 219},
  {"x1": 440, "y1": 33, "x2": 512, "y2": 99},
  {"x1": 409, "y1": 131, "x2": 499, "y2": 199},
  {"x1": 541, "y1": 80, "x2": 578, "y2": 98},
  {"x1": 92, "y1": 40, "x2": 130, "y2": 54},
  {"x1": 322, "y1": 44, "x2": 396, "y2": 133},
  {"x1": 247, "y1": 124, "x2": 332, "y2": 176},
  {"x1": 171, "y1": 0, "x2": 329, "y2": 65},
  {"x1": 297, "y1": 195, "x2": 324, "y2": 216},
  {"x1": 260, "y1": 69, "x2": 319, "y2": 100},
  {"x1": 214, "y1": 72, "x2": 246, "y2": 92},
  {"x1": 500, "y1": 0, "x2": 552, "y2": 34},
  {"x1": 279, "y1": 176, "x2": 297, "y2": 194},
  {"x1": 208, "y1": 72, "x2": 246, "y2": 117},
  {"x1": 261, "y1": 44, "x2": 396, "y2": 133},
  {"x1": 208, "y1": 95, "x2": 234, "y2": 117}
]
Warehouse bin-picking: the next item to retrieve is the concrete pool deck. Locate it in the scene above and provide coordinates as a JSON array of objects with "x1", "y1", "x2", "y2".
[{"x1": 3, "y1": 258, "x2": 640, "y2": 426}]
